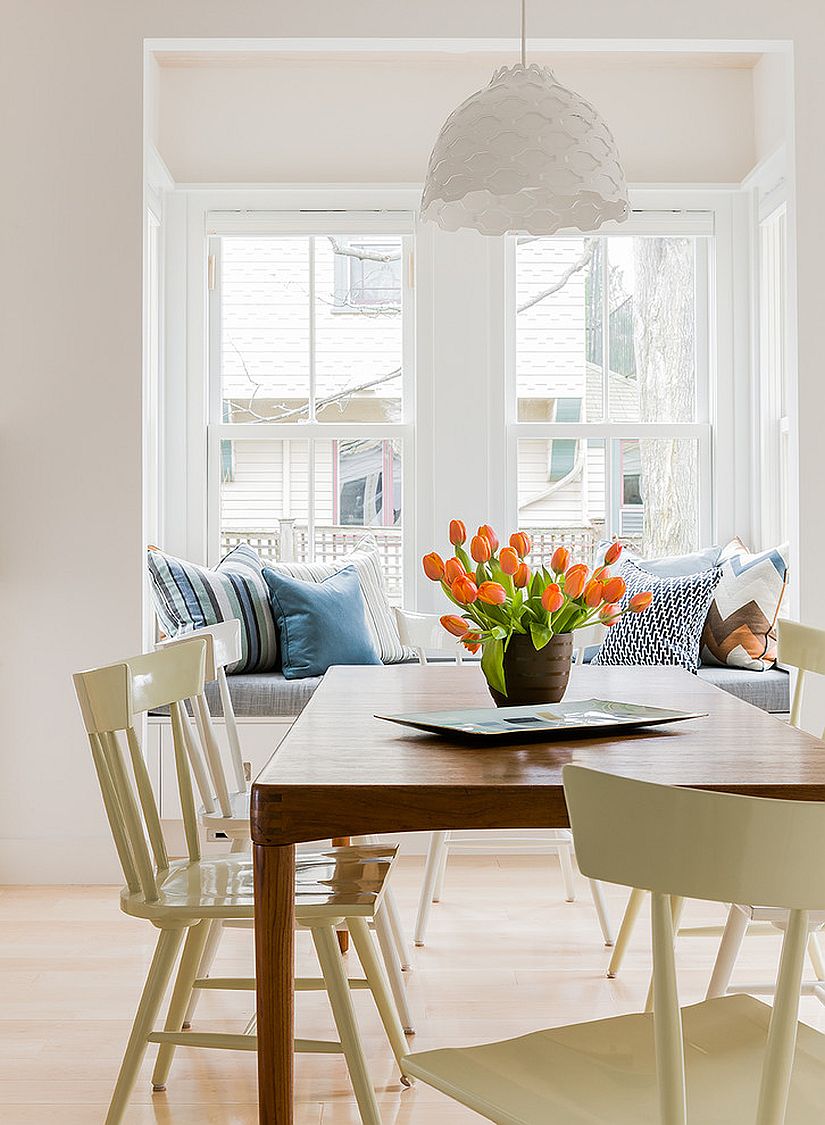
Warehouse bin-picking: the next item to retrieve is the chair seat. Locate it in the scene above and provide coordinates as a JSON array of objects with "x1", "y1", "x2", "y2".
[
  {"x1": 403, "y1": 994, "x2": 825, "y2": 1124},
  {"x1": 736, "y1": 903, "x2": 825, "y2": 929},
  {"x1": 201, "y1": 788, "x2": 251, "y2": 828},
  {"x1": 121, "y1": 845, "x2": 397, "y2": 922}
]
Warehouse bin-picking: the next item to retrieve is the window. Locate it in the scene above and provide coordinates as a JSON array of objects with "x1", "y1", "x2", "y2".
[
  {"x1": 208, "y1": 218, "x2": 413, "y2": 603},
  {"x1": 512, "y1": 224, "x2": 711, "y2": 561}
]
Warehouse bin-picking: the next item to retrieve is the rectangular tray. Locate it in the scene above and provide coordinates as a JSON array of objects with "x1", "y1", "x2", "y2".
[{"x1": 375, "y1": 698, "x2": 706, "y2": 741}]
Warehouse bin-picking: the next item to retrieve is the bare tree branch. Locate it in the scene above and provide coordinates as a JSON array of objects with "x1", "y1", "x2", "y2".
[
  {"x1": 517, "y1": 240, "x2": 595, "y2": 314},
  {"x1": 227, "y1": 367, "x2": 402, "y2": 425},
  {"x1": 328, "y1": 237, "x2": 401, "y2": 263}
]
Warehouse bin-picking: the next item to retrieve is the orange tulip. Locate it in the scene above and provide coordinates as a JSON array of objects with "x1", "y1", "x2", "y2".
[
  {"x1": 499, "y1": 546, "x2": 520, "y2": 575},
  {"x1": 513, "y1": 562, "x2": 531, "y2": 588},
  {"x1": 541, "y1": 583, "x2": 564, "y2": 613},
  {"x1": 470, "y1": 534, "x2": 492, "y2": 563},
  {"x1": 602, "y1": 575, "x2": 627, "y2": 603},
  {"x1": 422, "y1": 552, "x2": 445, "y2": 581},
  {"x1": 584, "y1": 579, "x2": 605, "y2": 608},
  {"x1": 463, "y1": 641, "x2": 481, "y2": 654},
  {"x1": 599, "y1": 602, "x2": 622, "y2": 626},
  {"x1": 478, "y1": 524, "x2": 500, "y2": 553},
  {"x1": 444, "y1": 556, "x2": 466, "y2": 584},
  {"x1": 449, "y1": 519, "x2": 467, "y2": 546},
  {"x1": 441, "y1": 614, "x2": 470, "y2": 637},
  {"x1": 452, "y1": 575, "x2": 479, "y2": 604},
  {"x1": 550, "y1": 546, "x2": 570, "y2": 574},
  {"x1": 628, "y1": 591, "x2": 653, "y2": 613},
  {"x1": 564, "y1": 564, "x2": 588, "y2": 599},
  {"x1": 477, "y1": 580, "x2": 507, "y2": 605},
  {"x1": 592, "y1": 565, "x2": 610, "y2": 582},
  {"x1": 604, "y1": 540, "x2": 623, "y2": 565},
  {"x1": 509, "y1": 531, "x2": 531, "y2": 558}
]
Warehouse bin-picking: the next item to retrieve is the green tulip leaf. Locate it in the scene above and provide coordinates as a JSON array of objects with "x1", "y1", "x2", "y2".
[
  {"x1": 530, "y1": 622, "x2": 554, "y2": 650},
  {"x1": 481, "y1": 637, "x2": 506, "y2": 697}
]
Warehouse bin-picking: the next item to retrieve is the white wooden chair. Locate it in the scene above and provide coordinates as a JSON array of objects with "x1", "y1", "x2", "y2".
[
  {"x1": 607, "y1": 618, "x2": 825, "y2": 994},
  {"x1": 402, "y1": 763, "x2": 825, "y2": 1124},
  {"x1": 705, "y1": 619, "x2": 825, "y2": 1002},
  {"x1": 393, "y1": 608, "x2": 614, "y2": 948},
  {"x1": 157, "y1": 621, "x2": 416, "y2": 1035},
  {"x1": 73, "y1": 640, "x2": 408, "y2": 1125}
]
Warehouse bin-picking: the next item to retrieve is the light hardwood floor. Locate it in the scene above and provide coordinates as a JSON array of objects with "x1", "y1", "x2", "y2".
[{"x1": 2, "y1": 854, "x2": 824, "y2": 1124}]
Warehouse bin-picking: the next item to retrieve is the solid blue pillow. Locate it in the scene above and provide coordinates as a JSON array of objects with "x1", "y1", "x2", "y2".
[{"x1": 262, "y1": 565, "x2": 381, "y2": 679}]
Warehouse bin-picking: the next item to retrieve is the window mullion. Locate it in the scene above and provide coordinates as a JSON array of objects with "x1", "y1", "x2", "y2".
[{"x1": 601, "y1": 238, "x2": 610, "y2": 423}]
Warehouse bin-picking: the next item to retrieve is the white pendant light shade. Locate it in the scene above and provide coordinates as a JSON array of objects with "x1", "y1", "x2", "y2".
[{"x1": 421, "y1": 63, "x2": 629, "y2": 236}]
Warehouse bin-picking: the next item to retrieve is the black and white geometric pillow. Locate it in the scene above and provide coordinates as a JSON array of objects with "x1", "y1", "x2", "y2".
[{"x1": 592, "y1": 560, "x2": 723, "y2": 672}]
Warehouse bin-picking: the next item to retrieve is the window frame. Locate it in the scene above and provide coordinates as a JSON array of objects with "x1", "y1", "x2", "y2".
[
  {"x1": 204, "y1": 209, "x2": 415, "y2": 604},
  {"x1": 504, "y1": 206, "x2": 719, "y2": 553}
]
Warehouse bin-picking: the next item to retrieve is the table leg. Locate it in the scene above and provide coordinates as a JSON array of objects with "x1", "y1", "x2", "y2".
[
  {"x1": 332, "y1": 836, "x2": 351, "y2": 952},
  {"x1": 254, "y1": 842, "x2": 295, "y2": 1124}
]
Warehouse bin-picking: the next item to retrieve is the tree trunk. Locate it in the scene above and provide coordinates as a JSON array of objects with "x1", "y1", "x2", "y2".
[{"x1": 633, "y1": 239, "x2": 697, "y2": 557}]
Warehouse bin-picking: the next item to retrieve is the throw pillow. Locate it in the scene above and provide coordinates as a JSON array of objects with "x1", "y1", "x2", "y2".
[
  {"x1": 264, "y1": 565, "x2": 381, "y2": 679},
  {"x1": 593, "y1": 539, "x2": 723, "y2": 578},
  {"x1": 700, "y1": 542, "x2": 789, "y2": 670},
  {"x1": 147, "y1": 544, "x2": 279, "y2": 674},
  {"x1": 266, "y1": 534, "x2": 411, "y2": 664},
  {"x1": 592, "y1": 560, "x2": 723, "y2": 672}
]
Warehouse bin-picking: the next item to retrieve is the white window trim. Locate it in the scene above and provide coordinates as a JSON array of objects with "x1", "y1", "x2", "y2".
[{"x1": 165, "y1": 185, "x2": 748, "y2": 614}]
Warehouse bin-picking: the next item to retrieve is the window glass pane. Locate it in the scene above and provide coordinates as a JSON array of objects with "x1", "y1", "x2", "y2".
[
  {"x1": 315, "y1": 236, "x2": 403, "y2": 423},
  {"x1": 516, "y1": 237, "x2": 604, "y2": 422},
  {"x1": 517, "y1": 438, "x2": 607, "y2": 567},
  {"x1": 313, "y1": 439, "x2": 403, "y2": 603},
  {"x1": 218, "y1": 437, "x2": 403, "y2": 601},
  {"x1": 616, "y1": 437, "x2": 699, "y2": 556},
  {"x1": 219, "y1": 439, "x2": 310, "y2": 565},
  {"x1": 220, "y1": 238, "x2": 310, "y2": 424},
  {"x1": 607, "y1": 237, "x2": 697, "y2": 423}
]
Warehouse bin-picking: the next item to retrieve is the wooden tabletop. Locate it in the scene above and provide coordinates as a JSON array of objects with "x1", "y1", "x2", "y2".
[{"x1": 251, "y1": 663, "x2": 825, "y2": 846}]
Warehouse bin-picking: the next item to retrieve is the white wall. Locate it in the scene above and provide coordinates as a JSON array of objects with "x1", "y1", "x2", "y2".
[
  {"x1": 1, "y1": 1, "x2": 820, "y2": 884},
  {"x1": 753, "y1": 51, "x2": 789, "y2": 163},
  {"x1": 157, "y1": 53, "x2": 757, "y2": 185}
]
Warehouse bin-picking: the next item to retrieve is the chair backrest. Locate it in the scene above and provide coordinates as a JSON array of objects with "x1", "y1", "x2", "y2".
[
  {"x1": 564, "y1": 764, "x2": 825, "y2": 1125},
  {"x1": 394, "y1": 608, "x2": 463, "y2": 665},
  {"x1": 571, "y1": 621, "x2": 606, "y2": 664},
  {"x1": 778, "y1": 619, "x2": 825, "y2": 734},
  {"x1": 73, "y1": 641, "x2": 207, "y2": 904},
  {"x1": 157, "y1": 621, "x2": 246, "y2": 817}
]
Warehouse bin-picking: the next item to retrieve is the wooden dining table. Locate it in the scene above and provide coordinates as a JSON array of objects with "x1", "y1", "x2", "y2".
[{"x1": 250, "y1": 661, "x2": 825, "y2": 1123}]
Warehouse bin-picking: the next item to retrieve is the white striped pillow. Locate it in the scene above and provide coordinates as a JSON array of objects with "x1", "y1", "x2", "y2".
[{"x1": 264, "y1": 535, "x2": 411, "y2": 665}]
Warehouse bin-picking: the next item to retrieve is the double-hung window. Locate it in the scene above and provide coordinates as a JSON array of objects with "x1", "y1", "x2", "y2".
[
  {"x1": 510, "y1": 213, "x2": 713, "y2": 563},
  {"x1": 207, "y1": 213, "x2": 414, "y2": 603}
]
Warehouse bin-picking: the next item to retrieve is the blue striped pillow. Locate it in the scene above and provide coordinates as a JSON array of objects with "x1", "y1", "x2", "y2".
[{"x1": 147, "y1": 545, "x2": 279, "y2": 674}]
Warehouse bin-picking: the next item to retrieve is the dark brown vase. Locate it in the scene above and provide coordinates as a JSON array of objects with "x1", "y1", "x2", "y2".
[{"x1": 487, "y1": 632, "x2": 574, "y2": 707}]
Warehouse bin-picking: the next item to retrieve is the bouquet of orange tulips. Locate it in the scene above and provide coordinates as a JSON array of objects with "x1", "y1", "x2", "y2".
[{"x1": 422, "y1": 520, "x2": 652, "y2": 696}]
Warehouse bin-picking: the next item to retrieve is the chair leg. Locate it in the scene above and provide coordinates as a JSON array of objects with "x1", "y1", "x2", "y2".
[
  {"x1": 373, "y1": 905, "x2": 415, "y2": 1035},
  {"x1": 311, "y1": 924, "x2": 382, "y2": 1125},
  {"x1": 349, "y1": 916, "x2": 412, "y2": 1075},
  {"x1": 607, "y1": 887, "x2": 646, "y2": 978},
  {"x1": 558, "y1": 839, "x2": 576, "y2": 902},
  {"x1": 414, "y1": 831, "x2": 449, "y2": 946},
  {"x1": 589, "y1": 880, "x2": 615, "y2": 947},
  {"x1": 807, "y1": 931, "x2": 825, "y2": 981},
  {"x1": 105, "y1": 927, "x2": 185, "y2": 1125},
  {"x1": 152, "y1": 920, "x2": 212, "y2": 1091},
  {"x1": 383, "y1": 886, "x2": 412, "y2": 971},
  {"x1": 706, "y1": 906, "x2": 750, "y2": 999},
  {"x1": 181, "y1": 917, "x2": 224, "y2": 1029},
  {"x1": 432, "y1": 833, "x2": 450, "y2": 903},
  {"x1": 645, "y1": 896, "x2": 685, "y2": 1013}
]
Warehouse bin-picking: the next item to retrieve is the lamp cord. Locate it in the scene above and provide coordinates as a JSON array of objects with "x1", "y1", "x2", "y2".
[{"x1": 521, "y1": 0, "x2": 526, "y2": 66}]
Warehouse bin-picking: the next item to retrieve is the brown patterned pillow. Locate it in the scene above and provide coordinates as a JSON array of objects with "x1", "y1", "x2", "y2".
[{"x1": 700, "y1": 541, "x2": 789, "y2": 670}]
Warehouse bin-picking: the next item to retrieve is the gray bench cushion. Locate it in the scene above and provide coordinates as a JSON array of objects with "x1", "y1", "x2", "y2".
[
  {"x1": 696, "y1": 665, "x2": 789, "y2": 713},
  {"x1": 155, "y1": 663, "x2": 789, "y2": 720}
]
